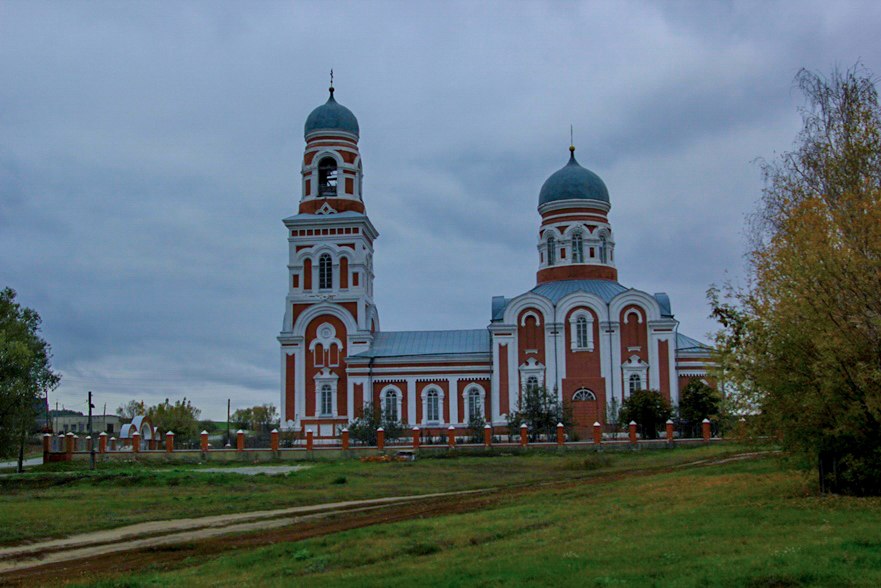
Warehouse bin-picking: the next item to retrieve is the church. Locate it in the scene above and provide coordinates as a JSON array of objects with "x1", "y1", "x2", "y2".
[{"x1": 277, "y1": 84, "x2": 713, "y2": 438}]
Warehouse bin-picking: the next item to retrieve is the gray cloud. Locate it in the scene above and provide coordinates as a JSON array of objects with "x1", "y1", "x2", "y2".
[{"x1": 2, "y1": 0, "x2": 879, "y2": 418}]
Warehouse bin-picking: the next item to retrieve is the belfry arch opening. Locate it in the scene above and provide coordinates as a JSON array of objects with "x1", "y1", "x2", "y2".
[{"x1": 318, "y1": 157, "x2": 338, "y2": 197}]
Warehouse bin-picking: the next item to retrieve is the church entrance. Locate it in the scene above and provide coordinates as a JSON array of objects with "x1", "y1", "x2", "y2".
[{"x1": 570, "y1": 388, "x2": 600, "y2": 439}]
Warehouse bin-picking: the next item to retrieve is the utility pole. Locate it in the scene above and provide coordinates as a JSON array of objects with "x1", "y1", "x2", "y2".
[
  {"x1": 226, "y1": 398, "x2": 231, "y2": 448},
  {"x1": 88, "y1": 391, "x2": 96, "y2": 471}
]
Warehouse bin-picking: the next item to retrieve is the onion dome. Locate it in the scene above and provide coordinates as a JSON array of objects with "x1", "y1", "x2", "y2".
[
  {"x1": 304, "y1": 87, "x2": 360, "y2": 138},
  {"x1": 539, "y1": 147, "x2": 609, "y2": 206}
]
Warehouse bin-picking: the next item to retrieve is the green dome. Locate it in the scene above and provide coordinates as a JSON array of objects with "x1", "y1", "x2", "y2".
[
  {"x1": 539, "y1": 150, "x2": 609, "y2": 206},
  {"x1": 304, "y1": 89, "x2": 359, "y2": 138}
]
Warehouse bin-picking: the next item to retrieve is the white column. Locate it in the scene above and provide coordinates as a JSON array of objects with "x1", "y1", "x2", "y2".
[
  {"x1": 648, "y1": 330, "x2": 661, "y2": 391},
  {"x1": 407, "y1": 378, "x2": 417, "y2": 425},
  {"x1": 508, "y1": 343, "x2": 518, "y2": 415},
  {"x1": 667, "y1": 336, "x2": 679, "y2": 407},
  {"x1": 448, "y1": 377, "x2": 459, "y2": 425},
  {"x1": 491, "y1": 341, "x2": 500, "y2": 422},
  {"x1": 346, "y1": 377, "x2": 355, "y2": 423}
]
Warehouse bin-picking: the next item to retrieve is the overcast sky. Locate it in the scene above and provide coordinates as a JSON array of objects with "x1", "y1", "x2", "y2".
[{"x1": 2, "y1": 1, "x2": 879, "y2": 420}]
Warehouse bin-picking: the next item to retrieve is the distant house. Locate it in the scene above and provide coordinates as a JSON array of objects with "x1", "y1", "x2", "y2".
[{"x1": 50, "y1": 411, "x2": 123, "y2": 435}]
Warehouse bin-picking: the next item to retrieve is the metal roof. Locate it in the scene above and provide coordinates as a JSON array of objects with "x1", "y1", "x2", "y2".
[
  {"x1": 653, "y1": 292, "x2": 673, "y2": 317},
  {"x1": 283, "y1": 210, "x2": 367, "y2": 223},
  {"x1": 531, "y1": 279, "x2": 629, "y2": 304},
  {"x1": 491, "y1": 280, "x2": 630, "y2": 321},
  {"x1": 304, "y1": 90, "x2": 360, "y2": 138},
  {"x1": 352, "y1": 329, "x2": 491, "y2": 358},
  {"x1": 539, "y1": 151, "x2": 609, "y2": 206},
  {"x1": 676, "y1": 332, "x2": 712, "y2": 352}
]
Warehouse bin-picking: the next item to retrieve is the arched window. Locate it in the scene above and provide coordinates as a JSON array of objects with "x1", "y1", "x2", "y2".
[
  {"x1": 576, "y1": 316, "x2": 589, "y2": 349},
  {"x1": 629, "y1": 374, "x2": 642, "y2": 395},
  {"x1": 547, "y1": 236, "x2": 556, "y2": 266},
  {"x1": 572, "y1": 388, "x2": 596, "y2": 401},
  {"x1": 467, "y1": 388, "x2": 482, "y2": 420},
  {"x1": 319, "y1": 254, "x2": 332, "y2": 289},
  {"x1": 383, "y1": 390, "x2": 398, "y2": 422},
  {"x1": 318, "y1": 157, "x2": 338, "y2": 196},
  {"x1": 526, "y1": 376, "x2": 539, "y2": 394},
  {"x1": 599, "y1": 235, "x2": 607, "y2": 264},
  {"x1": 320, "y1": 384, "x2": 333, "y2": 416},
  {"x1": 426, "y1": 389, "x2": 440, "y2": 422},
  {"x1": 572, "y1": 232, "x2": 584, "y2": 263}
]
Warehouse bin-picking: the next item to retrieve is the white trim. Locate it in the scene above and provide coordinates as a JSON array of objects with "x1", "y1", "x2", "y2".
[
  {"x1": 421, "y1": 385, "x2": 445, "y2": 425},
  {"x1": 379, "y1": 384, "x2": 403, "y2": 422},
  {"x1": 463, "y1": 383, "x2": 486, "y2": 422}
]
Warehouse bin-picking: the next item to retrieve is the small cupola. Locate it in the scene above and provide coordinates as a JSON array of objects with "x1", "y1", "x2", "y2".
[
  {"x1": 304, "y1": 86, "x2": 360, "y2": 140},
  {"x1": 538, "y1": 147, "x2": 609, "y2": 208}
]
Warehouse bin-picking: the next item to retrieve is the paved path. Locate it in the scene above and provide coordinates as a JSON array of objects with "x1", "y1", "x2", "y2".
[{"x1": 0, "y1": 457, "x2": 41, "y2": 470}]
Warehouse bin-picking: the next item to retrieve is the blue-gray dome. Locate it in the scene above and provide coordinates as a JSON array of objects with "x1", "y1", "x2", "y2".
[
  {"x1": 304, "y1": 89, "x2": 359, "y2": 138},
  {"x1": 539, "y1": 150, "x2": 609, "y2": 206}
]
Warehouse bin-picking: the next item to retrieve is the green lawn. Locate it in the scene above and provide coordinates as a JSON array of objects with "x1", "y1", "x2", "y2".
[
  {"x1": 1, "y1": 445, "x2": 738, "y2": 546},
  {"x1": 81, "y1": 452, "x2": 881, "y2": 587}
]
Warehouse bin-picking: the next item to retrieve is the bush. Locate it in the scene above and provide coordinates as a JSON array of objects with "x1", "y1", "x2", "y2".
[
  {"x1": 467, "y1": 414, "x2": 486, "y2": 443},
  {"x1": 619, "y1": 390, "x2": 671, "y2": 440},
  {"x1": 347, "y1": 401, "x2": 403, "y2": 446},
  {"x1": 507, "y1": 386, "x2": 573, "y2": 441},
  {"x1": 678, "y1": 378, "x2": 723, "y2": 437}
]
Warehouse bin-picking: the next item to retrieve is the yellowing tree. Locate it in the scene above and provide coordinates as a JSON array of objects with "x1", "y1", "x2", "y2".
[{"x1": 711, "y1": 65, "x2": 881, "y2": 494}]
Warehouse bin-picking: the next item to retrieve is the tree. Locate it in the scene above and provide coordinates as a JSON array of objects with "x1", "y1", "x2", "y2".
[
  {"x1": 619, "y1": 389, "x2": 671, "y2": 440},
  {"x1": 508, "y1": 386, "x2": 572, "y2": 441},
  {"x1": 678, "y1": 378, "x2": 723, "y2": 437},
  {"x1": 347, "y1": 401, "x2": 403, "y2": 446},
  {"x1": 146, "y1": 397, "x2": 201, "y2": 444},
  {"x1": 116, "y1": 400, "x2": 146, "y2": 419},
  {"x1": 710, "y1": 64, "x2": 881, "y2": 494},
  {"x1": 0, "y1": 288, "x2": 60, "y2": 471}
]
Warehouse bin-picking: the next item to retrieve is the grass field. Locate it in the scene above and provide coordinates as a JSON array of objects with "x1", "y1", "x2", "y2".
[
  {"x1": 5, "y1": 445, "x2": 881, "y2": 586},
  {"x1": 0, "y1": 445, "x2": 735, "y2": 546}
]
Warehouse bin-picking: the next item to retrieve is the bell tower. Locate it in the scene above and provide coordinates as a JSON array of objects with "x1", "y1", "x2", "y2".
[{"x1": 278, "y1": 81, "x2": 380, "y2": 432}]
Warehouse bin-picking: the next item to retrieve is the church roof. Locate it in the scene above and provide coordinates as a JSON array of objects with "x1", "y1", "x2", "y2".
[
  {"x1": 283, "y1": 210, "x2": 367, "y2": 223},
  {"x1": 676, "y1": 332, "x2": 712, "y2": 353},
  {"x1": 304, "y1": 90, "x2": 360, "y2": 138},
  {"x1": 351, "y1": 329, "x2": 490, "y2": 359},
  {"x1": 491, "y1": 280, "x2": 628, "y2": 321},
  {"x1": 539, "y1": 150, "x2": 609, "y2": 207}
]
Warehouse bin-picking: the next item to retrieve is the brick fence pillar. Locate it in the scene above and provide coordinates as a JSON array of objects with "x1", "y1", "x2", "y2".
[
  {"x1": 110, "y1": 437, "x2": 117, "y2": 452},
  {"x1": 412, "y1": 427, "x2": 420, "y2": 449},
  {"x1": 166, "y1": 431, "x2": 174, "y2": 453},
  {"x1": 628, "y1": 421, "x2": 638, "y2": 445},
  {"x1": 593, "y1": 422, "x2": 602, "y2": 445},
  {"x1": 132, "y1": 431, "x2": 140, "y2": 453},
  {"x1": 341, "y1": 428, "x2": 350, "y2": 450},
  {"x1": 66, "y1": 433, "x2": 74, "y2": 455},
  {"x1": 702, "y1": 418, "x2": 712, "y2": 442},
  {"x1": 271, "y1": 429, "x2": 279, "y2": 452},
  {"x1": 236, "y1": 429, "x2": 245, "y2": 452},
  {"x1": 57, "y1": 433, "x2": 65, "y2": 453},
  {"x1": 484, "y1": 424, "x2": 492, "y2": 447},
  {"x1": 666, "y1": 419, "x2": 675, "y2": 445},
  {"x1": 447, "y1": 425, "x2": 456, "y2": 448},
  {"x1": 556, "y1": 422, "x2": 565, "y2": 446},
  {"x1": 99, "y1": 432, "x2": 107, "y2": 454},
  {"x1": 376, "y1": 427, "x2": 384, "y2": 450},
  {"x1": 200, "y1": 430, "x2": 209, "y2": 453},
  {"x1": 86, "y1": 436, "x2": 93, "y2": 453},
  {"x1": 42, "y1": 433, "x2": 51, "y2": 457},
  {"x1": 520, "y1": 423, "x2": 528, "y2": 448}
]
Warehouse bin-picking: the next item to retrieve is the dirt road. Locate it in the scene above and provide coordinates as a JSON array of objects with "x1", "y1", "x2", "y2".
[{"x1": 0, "y1": 451, "x2": 774, "y2": 585}]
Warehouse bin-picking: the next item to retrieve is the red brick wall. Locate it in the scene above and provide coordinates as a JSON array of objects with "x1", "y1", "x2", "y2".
[{"x1": 304, "y1": 314, "x2": 348, "y2": 418}]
